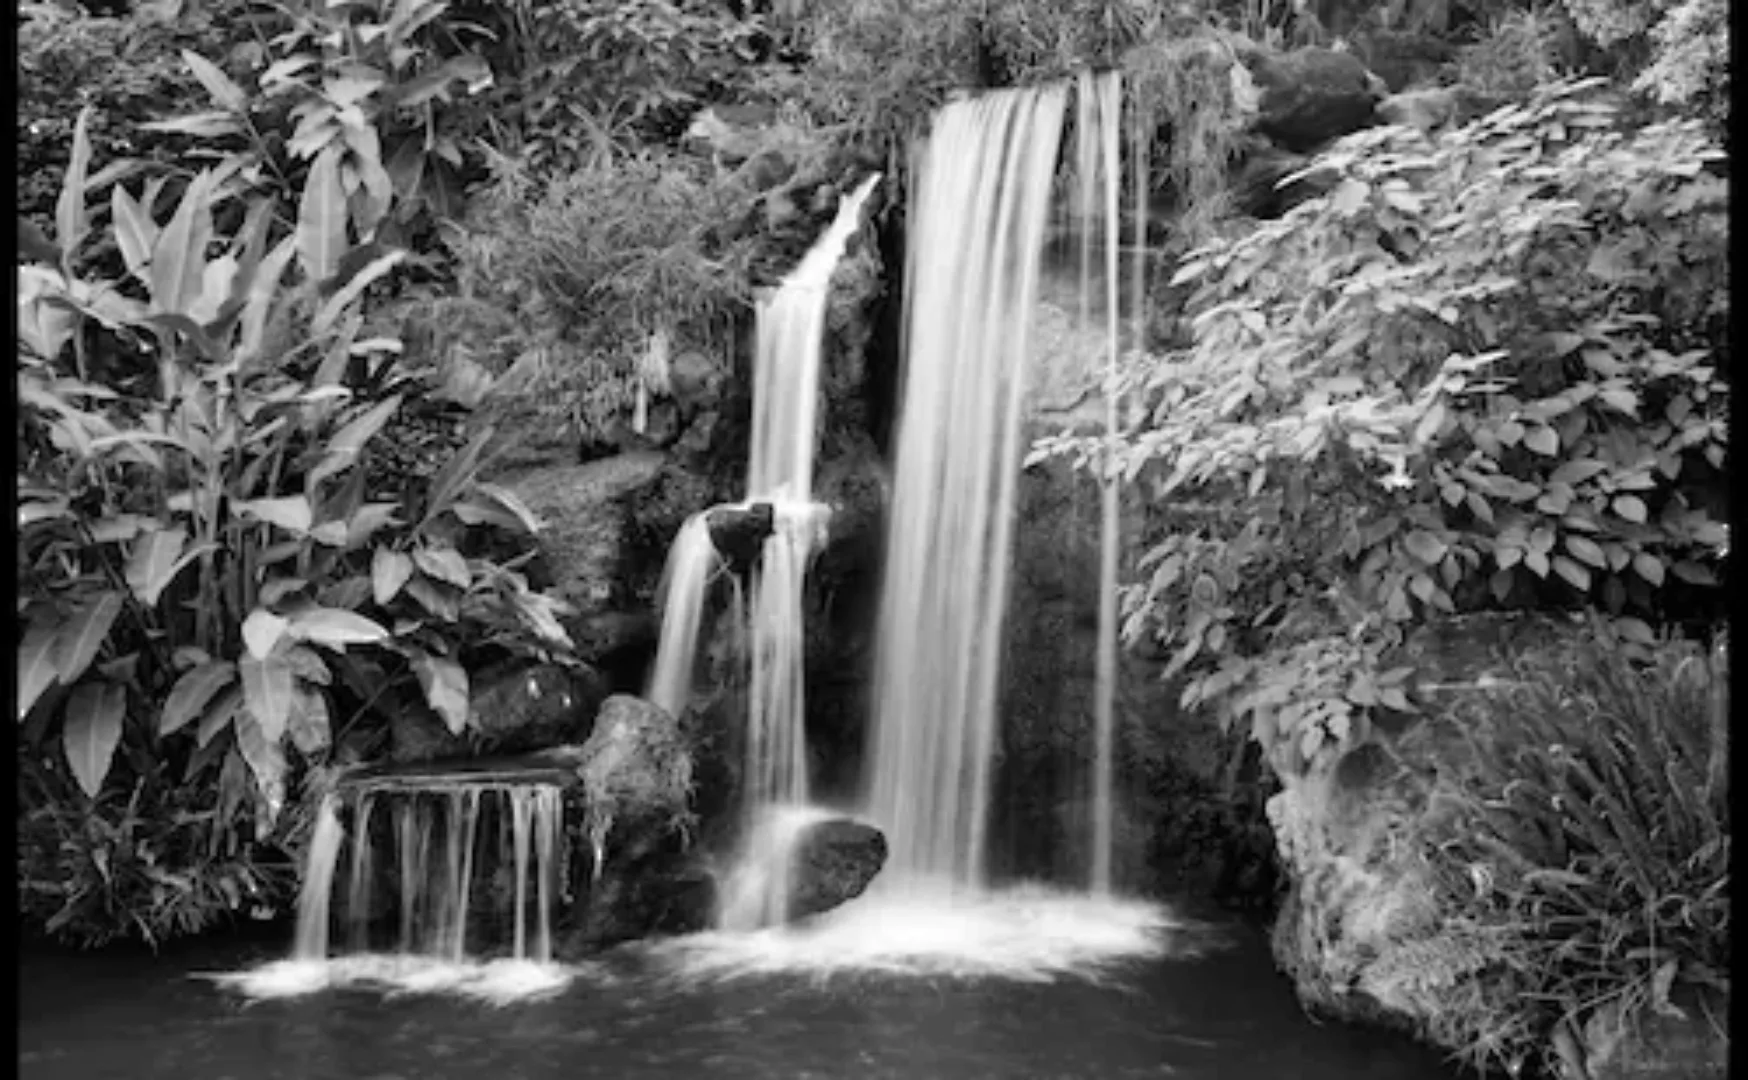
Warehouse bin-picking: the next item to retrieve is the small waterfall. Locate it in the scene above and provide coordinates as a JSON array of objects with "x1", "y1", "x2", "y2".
[
  {"x1": 291, "y1": 782, "x2": 562, "y2": 963},
  {"x1": 863, "y1": 85, "x2": 1069, "y2": 892},
  {"x1": 646, "y1": 514, "x2": 723, "y2": 721},
  {"x1": 292, "y1": 793, "x2": 344, "y2": 961}
]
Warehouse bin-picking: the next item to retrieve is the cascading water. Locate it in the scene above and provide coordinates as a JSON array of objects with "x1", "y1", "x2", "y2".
[
  {"x1": 291, "y1": 782, "x2": 563, "y2": 965},
  {"x1": 636, "y1": 176, "x2": 880, "y2": 930},
  {"x1": 862, "y1": 86, "x2": 1069, "y2": 893}
]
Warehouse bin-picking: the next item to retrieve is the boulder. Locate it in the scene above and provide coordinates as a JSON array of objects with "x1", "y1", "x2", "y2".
[
  {"x1": 788, "y1": 817, "x2": 888, "y2": 920},
  {"x1": 1231, "y1": 140, "x2": 1337, "y2": 219},
  {"x1": 704, "y1": 501, "x2": 775, "y2": 576},
  {"x1": 1242, "y1": 46, "x2": 1384, "y2": 154}
]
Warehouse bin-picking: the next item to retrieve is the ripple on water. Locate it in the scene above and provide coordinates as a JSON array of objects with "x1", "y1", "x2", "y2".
[{"x1": 642, "y1": 884, "x2": 1221, "y2": 987}]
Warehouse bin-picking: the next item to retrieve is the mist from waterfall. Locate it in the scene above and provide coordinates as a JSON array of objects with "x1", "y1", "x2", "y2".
[{"x1": 861, "y1": 86, "x2": 1069, "y2": 893}]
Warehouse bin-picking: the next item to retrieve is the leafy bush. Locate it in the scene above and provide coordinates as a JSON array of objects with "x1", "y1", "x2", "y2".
[
  {"x1": 1408, "y1": 631, "x2": 1728, "y2": 1073},
  {"x1": 1559, "y1": 0, "x2": 1729, "y2": 126},
  {"x1": 17, "y1": 111, "x2": 577, "y2": 946},
  {"x1": 1032, "y1": 80, "x2": 1728, "y2": 778}
]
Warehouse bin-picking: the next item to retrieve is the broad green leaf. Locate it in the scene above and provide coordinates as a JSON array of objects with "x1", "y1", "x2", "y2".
[
  {"x1": 161, "y1": 661, "x2": 237, "y2": 735},
  {"x1": 1612, "y1": 495, "x2": 1648, "y2": 523},
  {"x1": 309, "y1": 521, "x2": 350, "y2": 546},
  {"x1": 125, "y1": 526, "x2": 190, "y2": 607},
  {"x1": 286, "y1": 607, "x2": 389, "y2": 648},
  {"x1": 372, "y1": 548, "x2": 415, "y2": 604},
  {"x1": 233, "y1": 708, "x2": 287, "y2": 830},
  {"x1": 287, "y1": 686, "x2": 332, "y2": 754},
  {"x1": 346, "y1": 503, "x2": 402, "y2": 550},
  {"x1": 307, "y1": 394, "x2": 402, "y2": 492},
  {"x1": 413, "y1": 546, "x2": 471, "y2": 588},
  {"x1": 241, "y1": 608, "x2": 290, "y2": 659},
  {"x1": 1402, "y1": 530, "x2": 1448, "y2": 565},
  {"x1": 284, "y1": 645, "x2": 331, "y2": 685},
  {"x1": 234, "y1": 495, "x2": 314, "y2": 534},
  {"x1": 312, "y1": 249, "x2": 405, "y2": 335},
  {"x1": 150, "y1": 171, "x2": 217, "y2": 317},
  {"x1": 1633, "y1": 552, "x2": 1665, "y2": 586},
  {"x1": 1552, "y1": 556, "x2": 1591, "y2": 591},
  {"x1": 181, "y1": 49, "x2": 248, "y2": 111},
  {"x1": 18, "y1": 623, "x2": 62, "y2": 722},
  {"x1": 56, "y1": 106, "x2": 96, "y2": 266},
  {"x1": 138, "y1": 112, "x2": 247, "y2": 138},
  {"x1": 1565, "y1": 535, "x2": 1607, "y2": 568},
  {"x1": 53, "y1": 592, "x2": 124, "y2": 686},
  {"x1": 297, "y1": 145, "x2": 349, "y2": 285},
  {"x1": 239, "y1": 655, "x2": 295, "y2": 742},
  {"x1": 197, "y1": 686, "x2": 241, "y2": 746},
  {"x1": 237, "y1": 235, "x2": 299, "y2": 364},
  {"x1": 1670, "y1": 561, "x2": 1718, "y2": 586},
  {"x1": 414, "y1": 652, "x2": 469, "y2": 735},
  {"x1": 1524, "y1": 425, "x2": 1559, "y2": 456},
  {"x1": 470, "y1": 483, "x2": 543, "y2": 534},
  {"x1": 405, "y1": 576, "x2": 459, "y2": 621},
  {"x1": 63, "y1": 681, "x2": 127, "y2": 799}
]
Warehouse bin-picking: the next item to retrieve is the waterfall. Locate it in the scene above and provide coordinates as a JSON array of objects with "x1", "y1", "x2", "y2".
[
  {"x1": 291, "y1": 782, "x2": 562, "y2": 963},
  {"x1": 862, "y1": 85, "x2": 1069, "y2": 892},
  {"x1": 1074, "y1": 69, "x2": 1124, "y2": 897},
  {"x1": 292, "y1": 793, "x2": 344, "y2": 961},
  {"x1": 646, "y1": 514, "x2": 723, "y2": 721}
]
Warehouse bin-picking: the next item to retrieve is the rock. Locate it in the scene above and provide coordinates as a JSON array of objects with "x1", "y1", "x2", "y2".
[
  {"x1": 704, "y1": 501, "x2": 775, "y2": 576},
  {"x1": 788, "y1": 817, "x2": 888, "y2": 919},
  {"x1": 565, "y1": 611, "x2": 661, "y2": 687},
  {"x1": 499, "y1": 451, "x2": 669, "y2": 613},
  {"x1": 1581, "y1": 990, "x2": 1729, "y2": 1080},
  {"x1": 468, "y1": 662, "x2": 608, "y2": 752},
  {"x1": 575, "y1": 694, "x2": 694, "y2": 858},
  {"x1": 1242, "y1": 46, "x2": 1384, "y2": 154},
  {"x1": 667, "y1": 348, "x2": 725, "y2": 414}
]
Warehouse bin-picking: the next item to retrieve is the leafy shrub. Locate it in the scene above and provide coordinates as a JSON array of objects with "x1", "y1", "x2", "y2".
[
  {"x1": 1408, "y1": 630, "x2": 1728, "y2": 1073},
  {"x1": 1558, "y1": 0, "x2": 1729, "y2": 126},
  {"x1": 17, "y1": 111, "x2": 576, "y2": 946},
  {"x1": 1032, "y1": 80, "x2": 1728, "y2": 778},
  {"x1": 1451, "y1": 7, "x2": 1572, "y2": 97}
]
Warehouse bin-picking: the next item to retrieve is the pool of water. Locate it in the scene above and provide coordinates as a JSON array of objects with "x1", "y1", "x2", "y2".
[{"x1": 19, "y1": 899, "x2": 1461, "y2": 1080}]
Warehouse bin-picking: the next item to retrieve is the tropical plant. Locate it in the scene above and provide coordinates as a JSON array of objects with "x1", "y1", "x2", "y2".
[
  {"x1": 17, "y1": 110, "x2": 575, "y2": 945},
  {"x1": 1031, "y1": 80, "x2": 1728, "y2": 778}
]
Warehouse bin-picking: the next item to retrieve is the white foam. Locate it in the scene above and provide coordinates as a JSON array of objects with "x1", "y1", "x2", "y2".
[
  {"x1": 201, "y1": 954, "x2": 582, "y2": 1006},
  {"x1": 645, "y1": 884, "x2": 1214, "y2": 986}
]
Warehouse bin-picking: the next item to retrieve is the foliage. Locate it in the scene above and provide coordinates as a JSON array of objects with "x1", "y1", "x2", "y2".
[
  {"x1": 1558, "y1": 0, "x2": 1729, "y2": 126},
  {"x1": 135, "y1": 0, "x2": 499, "y2": 250},
  {"x1": 493, "y1": 0, "x2": 768, "y2": 176},
  {"x1": 1032, "y1": 81, "x2": 1728, "y2": 778},
  {"x1": 428, "y1": 151, "x2": 761, "y2": 447},
  {"x1": 17, "y1": 3, "x2": 223, "y2": 239},
  {"x1": 1409, "y1": 631, "x2": 1728, "y2": 1074},
  {"x1": 17, "y1": 112, "x2": 576, "y2": 946},
  {"x1": 1450, "y1": 7, "x2": 1571, "y2": 97}
]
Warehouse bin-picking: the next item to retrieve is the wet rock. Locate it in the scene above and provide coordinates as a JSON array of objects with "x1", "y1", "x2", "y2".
[
  {"x1": 1580, "y1": 989, "x2": 1729, "y2": 1080},
  {"x1": 1242, "y1": 46, "x2": 1384, "y2": 154},
  {"x1": 704, "y1": 501, "x2": 775, "y2": 576},
  {"x1": 788, "y1": 818, "x2": 888, "y2": 920},
  {"x1": 565, "y1": 610, "x2": 661, "y2": 690}
]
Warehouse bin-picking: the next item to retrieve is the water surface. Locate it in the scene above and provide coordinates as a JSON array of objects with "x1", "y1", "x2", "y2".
[{"x1": 20, "y1": 903, "x2": 1461, "y2": 1080}]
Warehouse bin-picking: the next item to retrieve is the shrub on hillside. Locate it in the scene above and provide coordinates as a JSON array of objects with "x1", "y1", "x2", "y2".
[{"x1": 1034, "y1": 79, "x2": 1728, "y2": 781}]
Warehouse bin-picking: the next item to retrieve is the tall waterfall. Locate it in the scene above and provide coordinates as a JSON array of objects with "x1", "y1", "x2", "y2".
[{"x1": 861, "y1": 86, "x2": 1069, "y2": 892}]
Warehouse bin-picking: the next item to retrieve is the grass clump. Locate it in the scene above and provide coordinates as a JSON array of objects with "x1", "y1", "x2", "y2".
[{"x1": 1405, "y1": 628, "x2": 1729, "y2": 1075}]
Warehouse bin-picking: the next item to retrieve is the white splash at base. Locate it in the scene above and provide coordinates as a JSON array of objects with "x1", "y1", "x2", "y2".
[
  {"x1": 645, "y1": 884, "x2": 1211, "y2": 986},
  {"x1": 202, "y1": 954, "x2": 582, "y2": 1006}
]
